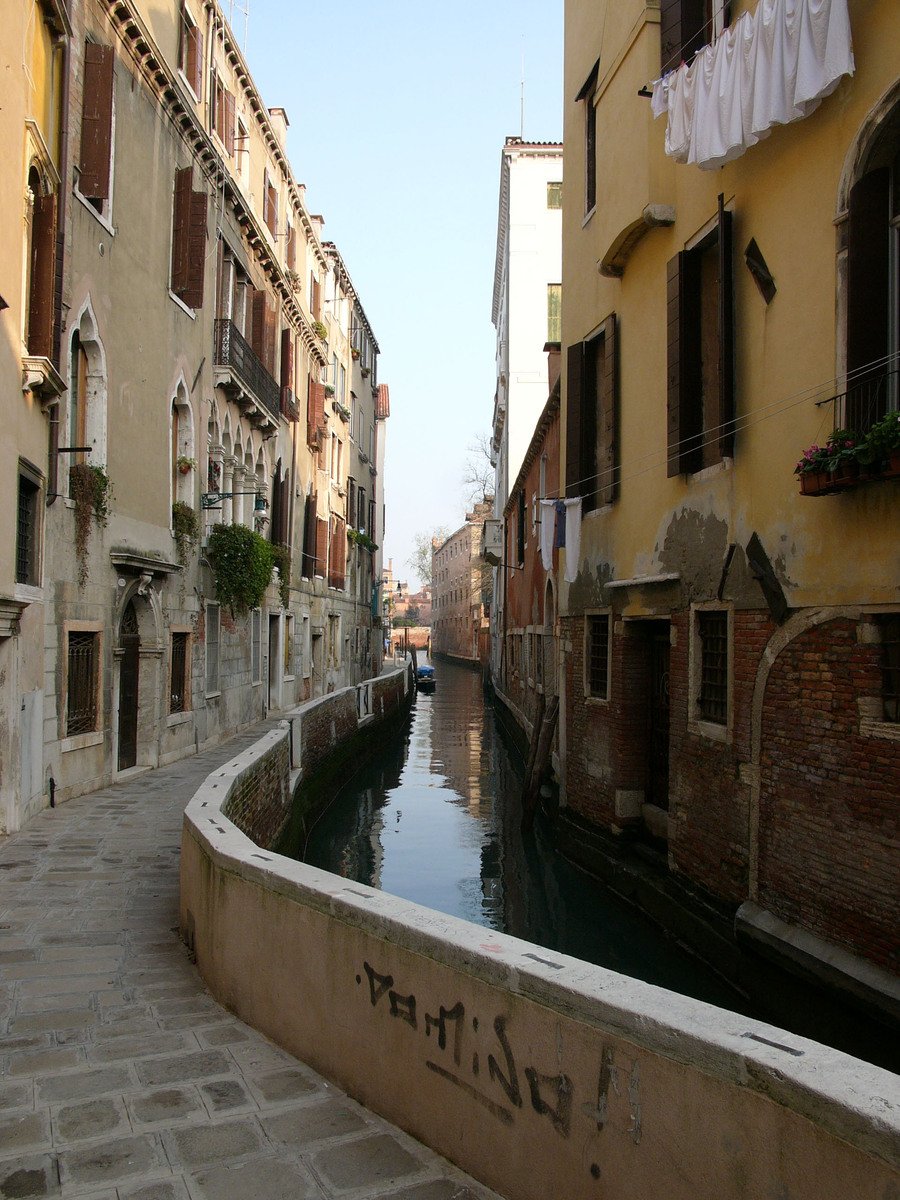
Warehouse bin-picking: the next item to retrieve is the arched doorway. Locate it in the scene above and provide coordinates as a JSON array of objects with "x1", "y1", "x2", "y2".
[{"x1": 117, "y1": 601, "x2": 140, "y2": 770}]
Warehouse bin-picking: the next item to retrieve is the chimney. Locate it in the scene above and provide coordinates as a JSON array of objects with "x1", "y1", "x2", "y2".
[{"x1": 269, "y1": 106, "x2": 289, "y2": 149}]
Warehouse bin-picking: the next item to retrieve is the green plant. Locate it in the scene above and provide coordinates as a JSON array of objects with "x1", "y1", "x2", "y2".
[
  {"x1": 347, "y1": 527, "x2": 378, "y2": 553},
  {"x1": 271, "y1": 542, "x2": 291, "y2": 608},
  {"x1": 176, "y1": 455, "x2": 196, "y2": 474},
  {"x1": 70, "y1": 463, "x2": 112, "y2": 587},
  {"x1": 312, "y1": 320, "x2": 327, "y2": 341},
  {"x1": 857, "y1": 410, "x2": 900, "y2": 467},
  {"x1": 324, "y1": 383, "x2": 335, "y2": 397},
  {"x1": 172, "y1": 501, "x2": 200, "y2": 567},
  {"x1": 794, "y1": 430, "x2": 859, "y2": 475},
  {"x1": 207, "y1": 523, "x2": 274, "y2": 613}
]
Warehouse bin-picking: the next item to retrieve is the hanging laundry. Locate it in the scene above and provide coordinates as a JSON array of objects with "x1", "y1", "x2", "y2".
[
  {"x1": 539, "y1": 500, "x2": 556, "y2": 572},
  {"x1": 563, "y1": 498, "x2": 582, "y2": 584},
  {"x1": 554, "y1": 500, "x2": 566, "y2": 548},
  {"x1": 651, "y1": 0, "x2": 854, "y2": 171}
]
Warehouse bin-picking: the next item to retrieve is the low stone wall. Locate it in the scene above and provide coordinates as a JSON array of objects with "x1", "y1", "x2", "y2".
[{"x1": 180, "y1": 695, "x2": 900, "y2": 1200}]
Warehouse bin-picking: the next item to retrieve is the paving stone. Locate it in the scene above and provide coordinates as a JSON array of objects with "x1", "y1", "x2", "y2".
[
  {"x1": 92, "y1": 1017, "x2": 158, "y2": 1040},
  {"x1": 127, "y1": 1087, "x2": 204, "y2": 1127},
  {"x1": 198, "y1": 1080, "x2": 253, "y2": 1115},
  {"x1": 188, "y1": 1156, "x2": 324, "y2": 1200},
  {"x1": 0, "y1": 1153, "x2": 59, "y2": 1198},
  {"x1": 157, "y1": 1013, "x2": 226, "y2": 1033},
  {"x1": 53, "y1": 1097, "x2": 128, "y2": 1144},
  {"x1": 7, "y1": 1010, "x2": 96, "y2": 1035},
  {"x1": 17, "y1": 975, "x2": 118, "y2": 998},
  {"x1": 381, "y1": 1183, "x2": 484, "y2": 1200},
  {"x1": 0, "y1": 1110, "x2": 51, "y2": 1156},
  {"x1": 0, "y1": 1083, "x2": 32, "y2": 1111},
  {"x1": 261, "y1": 1099, "x2": 367, "y2": 1145},
  {"x1": 35, "y1": 1066, "x2": 132, "y2": 1105},
  {"x1": 313, "y1": 1134, "x2": 424, "y2": 1192},
  {"x1": 6, "y1": 1047, "x2": 84, "y2": 1077},
  {"x1": 57, "y1": 1133, "x2": 164, "y2": 1187},
  {"x1": 246, "y1": 1068, "x2": 317, "y2": 1106},
  {"x1": 0, "y1": 950, "x2": 38, "y2": 964},
  {"x1": 197, "y1": 1025, "x2": 249, "y2": 1048},
  {"x1": 15, "y1": 992, "x2": 93, "y2": 1013},
  {"x1": 118, "y1": 1181, "x2": 191, "y2": 1200},
  {"x1": 227, "y1": 1043, "x2": 293, "y2": 1073},
  {"x1": 136, "y1": 1051, "x2": 231, "y2": 1088},
  {"x1": 163, "y1": 1117, "x2": 265, "y2": 1168},
  {"x1": 88, "y1": 1032, "x2": 191, "y2": 1063}
]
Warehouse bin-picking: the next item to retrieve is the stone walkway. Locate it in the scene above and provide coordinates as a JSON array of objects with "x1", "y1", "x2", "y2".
[{"x1": 0, "y1": 726, "x2": 501, "y2": 1200}]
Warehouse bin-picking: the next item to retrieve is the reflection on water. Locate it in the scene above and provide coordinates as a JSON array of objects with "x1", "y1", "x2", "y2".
[{"x1": 304, "y1": 659, "x2": 746, "y2": 1010}]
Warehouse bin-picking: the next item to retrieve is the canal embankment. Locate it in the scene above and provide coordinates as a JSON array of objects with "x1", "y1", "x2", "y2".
[{"x1": 180, "y1": 665, "x2": 900, "y2": 1200}]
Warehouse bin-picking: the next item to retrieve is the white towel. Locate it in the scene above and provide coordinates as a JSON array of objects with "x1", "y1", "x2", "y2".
[
  {"x1": 563, "y1": 498, "x2": 582, "y2": 584},
  {"x1": 539, "y1": 500, "x2": 556, "y2": 572}
]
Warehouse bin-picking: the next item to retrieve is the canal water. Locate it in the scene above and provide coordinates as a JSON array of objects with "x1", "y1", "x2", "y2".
[{"x1": 304, "y1": 657, "x2": 746, "y2": 1013}]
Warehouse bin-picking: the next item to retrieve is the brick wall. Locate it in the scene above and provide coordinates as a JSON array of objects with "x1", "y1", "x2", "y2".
[
  {"x1": 298, "y1": 690, "x2": 359, "y2": 779},
  {"x1": 221, "y1": 735, "x2": 291, "y2": 848},
  {"x1": 757, "y1": 618, "x2": 899, "y2": 973}
]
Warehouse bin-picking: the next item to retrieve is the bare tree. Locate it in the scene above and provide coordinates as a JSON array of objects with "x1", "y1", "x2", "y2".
[
  {"x1": 461, "y1": 431, "x2": 495, "y2": 506},
  {"x1": 408, "y1": 527, "x2": 448, "y2": 587}
]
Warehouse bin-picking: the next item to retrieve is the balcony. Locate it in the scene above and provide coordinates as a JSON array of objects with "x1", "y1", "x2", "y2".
[
  {"x1": 795, "y1": 370, "x2": 900, "y2": 496},
  {"x1": 213, "y1": 319, "x2": 281, "y2": 430}
]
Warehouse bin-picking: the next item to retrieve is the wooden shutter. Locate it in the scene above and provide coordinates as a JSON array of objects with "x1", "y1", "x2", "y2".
[
  {"x1": 28, "y1": 192, "x2": 57, "y2": 358},
  {"x1": 280, "y1": 327, "x2": 294, "y2": 389},
  {"x1": 79, "y1": 43, "x2": 114, "y2": 200},
  {"x1": 347, "y1": 478, "x2": 356, "y2": 528},
  {"x1": 660, "y1": 0, "x2": 706, "y2": 74},
  {"x1": 183, "y1": 188, "x2": 207, "y2": 309},
  {"x1": 171, "y1": 167, "x2": 192, "y2": 297},
  {"x1": 598, "y1": 313, "x2": 618, "y2": 506},
  {"x1": 358, "y1": 486, "x2": 366, "y2": 532},
  {"x1": 565, "y1": 343, "x2": 584, "y2": 497},
  {"x1": 313, "y1": 381, "x2": 326, "y2": 431},
  {"x1": 306, "y1": 375, "x2": 318, "y2": 447},
  {"x1": 717, "y1": 200, "x2": 735, "y2": 457},
  {"x1": 224, "y1": 91, "x2": 235, "y2": 156},
  {"x1": 250, "y1": 288, "x2": 267, "y2": 359},
  {"x1": 846, "y1": 168, "x2": 890, "y2": 386},
  {"x1": 315, "y1": 518, "x2": 328, "y2": 578},
  {"x1": 303, "y1": 492, "x2": 317, "y2": 574},
  {"x1": 666, "y1": 253, "x2": 685, "y2": 476},
  {"x1": 263, "y1": 298, "x2": 277, "y2": 374},
  {"x1": 191, "y1": 25, "x2": 203, "y2": 97},
  {"x1": 368, "y1": 498, "x2": 376, "y2": 541},
  {"x1": 270, "y1": 459, "x2": 282, "y2": 546}
]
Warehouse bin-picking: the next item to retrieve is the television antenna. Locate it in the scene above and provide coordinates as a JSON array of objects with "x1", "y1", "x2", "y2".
[{"x1": 227, "y1": 0, "x2": 250, "y2": 51}]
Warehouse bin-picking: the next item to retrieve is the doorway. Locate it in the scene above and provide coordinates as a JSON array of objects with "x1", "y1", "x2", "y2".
[
  {"x1": 646, "y1": 623, "x2": 671, "y2": 811},
  {"x1": 118, "y1": 601, "x2": 139, "y2": 771},
  {"x1": 268, "y1": 613, "x2": 280, "y2": 710}
]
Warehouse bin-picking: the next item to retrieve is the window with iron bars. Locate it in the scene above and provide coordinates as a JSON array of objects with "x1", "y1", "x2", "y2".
[
  {"x1": 586, "y1": 613, "x2": 610, "y2": 700},
  {"x1": 16, "y1": 464, "x2": 41, "y2": 586},
  {"x1": 67, "y1": 631, "x2": 99, "y2": 736},
  {"x1": 170, "y1": 632, "x2": 189, "y2": 713},
  {"x1": 697, "y1": 610, "x2": 728, "y2": 724},
  {"x1": 877, "y1": 614, "x2": 900, "y2": 722}
]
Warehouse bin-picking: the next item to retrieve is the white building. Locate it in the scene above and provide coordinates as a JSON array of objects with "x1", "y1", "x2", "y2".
[{"x1": 489, "y1": 137, "x2": 563, "y2": 680}]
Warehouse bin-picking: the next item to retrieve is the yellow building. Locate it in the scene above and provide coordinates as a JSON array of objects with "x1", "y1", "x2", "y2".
[{"x1": 560, "y1": 0, "x2": 898, "y2": 1007}]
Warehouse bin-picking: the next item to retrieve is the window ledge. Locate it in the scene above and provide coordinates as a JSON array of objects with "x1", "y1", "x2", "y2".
[
  {"x1": 168, "y1": 290, "x2": 196, "y2": 319},
  {"x1": 860, "y1": 718, "x2": 900, "y2": 743},
  {"x1": 584, "y1": 694, "x2": 610, "y2": 706},
  {"x1": 14, "y1": 584, "x2": 44, "y2": 605},
  {"x1": 205, "y1": 689, "x2": 221, "y2": 700},
  {"x1": 61, "y1": 731, "x2": 103, "y2": 754},
  {"x1": 582, "y1": 205, "x2": 596, "y2": 229},
  {"x1": 22, "y1": 356, "x2": 65, "y2": 402},
  {"x1": 177, "y1": 69, "x2": 201, "y2": 105},
  {"x1": 73, "y1": 188, "x2": 116, "y2": 236},
  {"x1": 166, "y1": 711, "x2": 192, "y2": 728},
  {"x1": 691, "y1": 458, "x2": 733, "y2": 483},
  {"x1": 688, "y1": 717, "x2": 730, "y2": 743}
]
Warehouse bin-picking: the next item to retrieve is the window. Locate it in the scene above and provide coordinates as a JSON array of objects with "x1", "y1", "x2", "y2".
[
  {"x1": 68, "y1": 331, "x2": 88, "y2": 481},
  {"x1": 66, "y1": 631, "x2": 99, "y2": 736},
  {"x1": 515, "y1": 491, "x2": 525, "y2": 565},
  {"x1": 16, "y1": 461, "x2": 42, "y2": 587},
  {"x1": 660, "y1": 0, "x2": 731, "y2": 75},
  {"x1": 328, "y1": 613, "x2": 341, "y2": 666},
  {"x1": 171, "y1": 166, "x2": 208, "y2": 308},
  {"x1": 206, "y1": 603, "x2": 220, "y2": 693},
  {"x1": 179, "y1": 3, "x2": 203, "y2": 98},
  {"x1": 301, "y1": 614, "x2": 311, "y2": 677},
  {"x1": 697, "y1": 610, "x2": 728, "y2": 725},
  {"x1": 585, "y1": 613, "x2": 611, "y2": 699},
  {"x1": 547, "y1": 181, "x2": 562, "y2": 210},
  {"x1": 25, "y1": 165, "x2": 57, "y2": 358},
  {"x1": 284, "y1": 613, "x2": 294, "y2": 676},
  {"x1": 566, "y1": 313, "x2": 618, "y2": 512},
  {"x1": 235, "y1": 116, "x2": 249, "y2": 185},
  {"x1": 667, "y1": 202, "x2": 734, "y2": 475},
  {"x1": 309, "y1": 271, "x2": 322, "y2": 320},
  {"x1": 263, "y1": 170, "x2": 278, "y2": 237},
  {"x1": 251, "y1": 609, "x2": 262, "y2": 683},
  {"x1": 211, "y1": 73, "x2": 235, "y2": 155},
  {"x1": 844, "y1": 133, "x2": 900, "y2": 429},
  {"x1": 170, "y1": 632, "x2": 189, "y2": 713},
  {"x1": 575, "y1": 63, "x2": 598, "y2": 216},
  {"x1": 877, "y1": 615, "x2": 900, "y2": 723},
  {"x1": 78, "y1": 42, "x2": 115, "y2": 216},
  {"x1": 547, "y1": 283, "x2": 561, "y2": 344}
]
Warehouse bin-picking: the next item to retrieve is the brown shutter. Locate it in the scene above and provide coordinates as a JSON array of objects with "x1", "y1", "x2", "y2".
[
  {"x1": 79, "y1": 43, "x2": 114, "y2": 200},
  {"x1": 183, "y1": 188, "x2": 207, "y2": 309},
  {"x1": 224, "y1": 91, "x2": 235, "y2": 156},
  {"x1": 306, "y1": 375, "x2": 318, "y2": 447},
  {"x1": 192, "y1": 26, "x2": 203, "y2": 97},
  {"x1": 314, "y1": 381, "x2": 326, "y2": 431},
  {"x1": 269, "y1": 459, "x2": 282, "y2": 546},
  {"x1": 717, "y1": 200, "x2": 735, "y2": 457},
  {"x1": 660, "y1": 0, "x2": 706, "y2": 74},
  {"x1": 250, "y1": 288, "x2": 267, "y2": 359},
  {"x1": 666, "y1": 252, "x2": 685, "y2": 476},
  {"x1": 565, "y1": 343, "x2": 584, "y2": 497},
  {"x1": 347, "y1": 478, "x2": 356, "y2": 527},
  {"x1": 171, "y1": 167, "x2": 192, "y2": 296},
  {"x1": 280, "y1": 327, "x2": 294, "y2": 388},
  {"x1": 263, "y1": 298, "x2": 277, "y2": 374},
  {"x1": 368, "y1": 498, "x2": 376, "y2": 541},
  {"x1": 28, "y1": 192, "x2": 57, "y2": 358},
  {"x1": 847, "y1": 167, "x2": 890, "y2": 388},
  {"x1": 315, "y1": 517, "x2": 328, "y2": 578},
  {"x1": 303, "y1": 492, "x2": 317, "y2": 574},
  {"x1": 598, "y1": 313, "x2": 618, "y2": 506}
]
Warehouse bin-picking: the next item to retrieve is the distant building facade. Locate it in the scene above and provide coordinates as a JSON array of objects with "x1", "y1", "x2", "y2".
[{"x1": 431, "y1": 501, "x2": 493, "y2": 665}]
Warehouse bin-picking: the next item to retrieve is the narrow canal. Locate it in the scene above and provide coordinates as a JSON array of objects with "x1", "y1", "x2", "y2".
[{"x1": 304, "y1": 658, "x2": 745, "y2": 1012}]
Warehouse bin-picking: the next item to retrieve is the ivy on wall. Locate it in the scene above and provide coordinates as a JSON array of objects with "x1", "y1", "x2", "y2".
[{"x1": 207, "y1": 524, "x2": 274, "y2": 613}]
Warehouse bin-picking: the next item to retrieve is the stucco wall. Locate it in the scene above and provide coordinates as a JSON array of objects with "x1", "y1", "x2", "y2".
[{"x1": 180, "y1": 722, "x2": 900, "y2": 1200}]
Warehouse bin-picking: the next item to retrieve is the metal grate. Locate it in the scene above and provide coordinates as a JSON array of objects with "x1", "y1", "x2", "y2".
[
  {"x1": 879, "y1": 615, "x2": 900, "y2": 723},
  {"x1": 587, "y1": 614, "x2": 609, "y2": 699},
  {"x1": 698, "y1": 611, "x2": 728, "y2": 724},
  {"x1": 67, "y1": 632, "x2": 98, "y2": 736},
  {"x1": 170, "y1": 632, "x2": 188, "y2": 714},
  {"x1": 16, "y1": 475, "x2": 38, "y2": 585}
]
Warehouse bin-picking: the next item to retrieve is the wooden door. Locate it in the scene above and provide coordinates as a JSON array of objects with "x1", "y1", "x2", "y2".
[{"x1": 118, "y1": 603, "x2": 139, "y2": 770}]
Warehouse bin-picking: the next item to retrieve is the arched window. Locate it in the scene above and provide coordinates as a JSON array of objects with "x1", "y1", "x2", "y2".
[
  {"x1": 844, "y1": 103, "x2": 900, "y2": 427},
  {"x1": 66, "y1": 301, "x2": 108, "y2": 493},
  {"x1": 170, "y1": 382, "x2": 194, "y2": 507}
]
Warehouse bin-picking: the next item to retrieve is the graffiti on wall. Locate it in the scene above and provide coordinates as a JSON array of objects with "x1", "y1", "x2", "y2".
[{"x1": 357, "y1": 960, "x2": 642, "y2": 1180}]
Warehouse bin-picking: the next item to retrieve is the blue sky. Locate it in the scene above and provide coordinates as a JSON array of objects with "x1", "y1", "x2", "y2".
[{"x1": 243, "y1": 0, "x2": 563, "y2": 588}]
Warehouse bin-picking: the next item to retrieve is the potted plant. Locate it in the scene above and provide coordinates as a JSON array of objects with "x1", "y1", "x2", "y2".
[
  {"x1": 351, "y1": 347, "x2": 360, "y2": 360},
  {"x1": 859, "y1": 410, "x2": 900, "y2": 478},
  {"x1": 794, "y1": 443, "x2": 831, "y2": 495},
  {"x1": 312, "y1": 320, "x2": 327, "y2": 341},
  {"x1": 823, "y1": 429, "x2": 861, "y2": 488},
  {"x1": 324, "y1": 383, "x2": 335, "y2": 398},
  {"x1": 176, "y1": 455, "x2": 196, "y2": 475}
]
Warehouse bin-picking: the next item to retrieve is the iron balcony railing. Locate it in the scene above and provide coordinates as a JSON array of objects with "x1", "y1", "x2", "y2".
[
  {"x1": 832, "y1": 367, "x2": 898, "y2": 434},
  {"x1": 214, "y1": 319, "x2": 281, "y2": 422}
]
